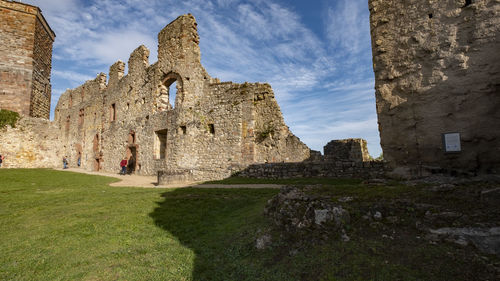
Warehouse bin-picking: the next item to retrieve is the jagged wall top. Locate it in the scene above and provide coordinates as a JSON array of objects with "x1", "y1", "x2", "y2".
[{"x1": 157, "y1": 14, "x2": 210, "y2": 84}]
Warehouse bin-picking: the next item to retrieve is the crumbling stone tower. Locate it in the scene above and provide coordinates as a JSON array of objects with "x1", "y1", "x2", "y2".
[
  {"x1": 0, "y1": 0, "x2": 55, "y2": 119},
  {"x1": 370, "y1": 0, "x2": 500, "y2": 175}
]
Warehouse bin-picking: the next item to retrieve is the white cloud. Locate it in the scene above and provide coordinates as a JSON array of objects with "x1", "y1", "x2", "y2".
[
  {"x1": 52, "y1": 70, "x2": 93, "y2": 84},
  {"x1": 81, "y1": 30, "x2": 157, "y2": 66},
  {"x1": 326, "y1": 0, "x2": 371, "y2": 55}
]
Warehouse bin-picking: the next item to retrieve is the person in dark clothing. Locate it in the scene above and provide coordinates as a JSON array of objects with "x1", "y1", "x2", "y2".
[
  {"x1": 127, "y1": 156, "x2": 135, "y2": 174},
  {"x1": 120, "y1": 158, "x2": 127, "y2": 175},
  {"x1": 0, "y1": 154, "x2": 3, "y2": 168},
  {"x1": 63, "y1": 156, "x2": 68, "y2": 169}
]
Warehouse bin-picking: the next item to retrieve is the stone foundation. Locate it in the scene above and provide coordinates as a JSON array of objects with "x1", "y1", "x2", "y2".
[{"x1": 238, "y1": 161, "x2": 387, "y2": 179}]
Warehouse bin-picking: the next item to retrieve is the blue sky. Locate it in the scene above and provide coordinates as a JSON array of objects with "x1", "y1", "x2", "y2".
[{"x1": 26, "y1": 0, "x2": 382, "y2": 157}]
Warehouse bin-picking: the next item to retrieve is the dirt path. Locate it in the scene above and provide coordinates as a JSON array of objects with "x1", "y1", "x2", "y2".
[{"x1": 58, "y1": 168, "x2": 283, "y2": 189}]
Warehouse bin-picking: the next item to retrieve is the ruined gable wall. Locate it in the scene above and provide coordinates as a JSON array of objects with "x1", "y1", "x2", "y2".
[
  {"x1": 370, "y1": 0, "x2": 500, "y2": 174},
  {"x1": 252, "y1": 84, "x2": 310, "y2": 163},
  {"x1": 55, "y1": 14, "x2": 309, "y2": 180}
]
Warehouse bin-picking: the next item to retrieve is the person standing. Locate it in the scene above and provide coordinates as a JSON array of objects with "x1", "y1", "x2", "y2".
[
  {"x1": 0, "y1": 154, "x2": 3, "y2": 168},
  {"x1": 120, "y1": 158, "x2": 127, "y2": 175},
  {"x1": 63, "y1": 156, "x2": 68, "y2": 169}
]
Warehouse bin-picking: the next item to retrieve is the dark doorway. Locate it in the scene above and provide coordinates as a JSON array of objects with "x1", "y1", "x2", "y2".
[
  {"x1": 127, "y1": 146, "x2": 137, "y2": 174},
  {"x1": 94, "y1": 158, "x2": 101, "y2": 171}
]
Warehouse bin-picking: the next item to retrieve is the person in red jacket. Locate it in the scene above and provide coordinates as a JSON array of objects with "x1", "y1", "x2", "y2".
[{"x1": 120, "y1": 158, "x2": 128, "y2": 175}]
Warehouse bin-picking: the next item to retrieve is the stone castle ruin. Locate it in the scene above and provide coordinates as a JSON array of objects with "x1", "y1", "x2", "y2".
[
  {"x1": 0, "y1": 12, "x2": 313, "y2": 183},
  {"x1": 1, "y1": 0, "x2": 499, "y2": 180},
  {"x1": 54, "y1": 14, "x2": 310, "y2": 182}
]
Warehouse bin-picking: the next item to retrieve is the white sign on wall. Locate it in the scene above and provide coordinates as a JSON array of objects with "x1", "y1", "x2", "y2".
[{"x1": 443, "y1": 133, "x2": 461, "y2": 152}]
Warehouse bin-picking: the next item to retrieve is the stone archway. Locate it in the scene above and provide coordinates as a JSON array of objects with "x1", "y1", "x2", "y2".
[{"x1": 157, "y1": 72, "x2": 183, "y2": 111}]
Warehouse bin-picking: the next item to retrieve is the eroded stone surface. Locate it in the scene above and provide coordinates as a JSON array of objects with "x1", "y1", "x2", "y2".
[
  {"x1": 0, "y1": 117, "x2": 62, "y2": 168},
  {"x1": 324, "y1": 138, "x2": 370, "y2": 162},
  {"x1": 429, "y1": 227, "x2": 500, "y2": 256},
  {"x1": 370, "y1": 0, "x2": 500, "y2": 175},
  {"x1": 264, "y1": 186, "x2": 350, "y2": 232}
]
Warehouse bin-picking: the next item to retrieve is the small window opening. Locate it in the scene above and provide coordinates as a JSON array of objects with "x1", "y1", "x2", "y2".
[
  {"x1": 65, "y1": 115, "x2": 70, "y2": 133},
  {"x1": 128, "y1": 131, "x2": 136, "y2": 144},
  {"x1": 110, "y1": 103, "x2": 116, "y2": 121},
  {"x1": 180, "y1": 125, "x2": 186, "y2": 135},
  {"x1": 155, "y1": 129, "x2": 168, "y2": 159},
  {"x1": 463, "y1": 0, "x2": 472, "y2": 7},
  {"x1": 428, "y1": 13, "x2": 433, "y2": 18},
  {"x1": 78, "y1": 108, "x2": 84, "y2": 125},
  {"x1": 169, "y1": 81, "x2": 177, "y2": 109},
  {"x1": 208, "y1": 123, "x2": 215, "y2": 135},
  {"x1": 142, "y1": 97, "x2": 146, "y2": 104},
  {"x1": 126, "y1": 103, "x2": 130, "y2": 110}
]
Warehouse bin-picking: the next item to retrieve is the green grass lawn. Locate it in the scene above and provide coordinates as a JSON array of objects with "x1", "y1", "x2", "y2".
[
  {"x1": 0, "y1": 169, "x2": 497, "y2": 280},
  {"x1": 0, "y1": 169, "x2": 281, "y2": 280}
]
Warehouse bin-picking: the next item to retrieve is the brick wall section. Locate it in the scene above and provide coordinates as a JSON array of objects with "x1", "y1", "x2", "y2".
[
  {"x1": 30, "y1": 14, "x2": 54, "y2": 118},
  {"x1": 369, "y1": 0, "x2": 500, "y2": 175},
  {"x1": 0, "y1": 0, "x2": 54, "y2": 119}
]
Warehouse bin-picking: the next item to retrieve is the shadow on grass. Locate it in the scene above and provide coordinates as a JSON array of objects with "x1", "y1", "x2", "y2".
[{"x1": 149, "y1": 187, "x2": 281, "y2": 281}]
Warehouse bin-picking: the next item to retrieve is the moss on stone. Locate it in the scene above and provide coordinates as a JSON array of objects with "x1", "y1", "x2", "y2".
[{"x1": 0, "y1": 109, "x2": 20, "y2": 128}]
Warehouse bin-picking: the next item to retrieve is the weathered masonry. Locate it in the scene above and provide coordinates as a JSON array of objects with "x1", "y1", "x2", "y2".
[
  {"x1": 0, "y1": 0, "x2": 55, "y2": 119},
  {"x1": 54, "y1": 14, "x2": 310, "y2": 182},
  {"x1": 369, "y1": 0, "x2": 500, "y2": 176}
]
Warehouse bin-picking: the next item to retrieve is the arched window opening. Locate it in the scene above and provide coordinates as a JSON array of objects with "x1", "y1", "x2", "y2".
[
  {"x1": 158, "y1": 72, "x2": 183, "y2": 111},
  {"x1": 169, "y1": 81, "x2": 177, "y2": 109}
]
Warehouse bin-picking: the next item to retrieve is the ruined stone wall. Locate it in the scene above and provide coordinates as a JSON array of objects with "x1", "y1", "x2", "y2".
[
  {"x1": 0, "y1": 117, "x2": 62, "y2": 168},
  {"x1": 55, "y1": 14, "x2": 310, "y2": 181},
  {"x1": 324, "y1": 139, "x2": 370, "y2": 162},
  {"x1": 0, "y1": 0, "x2": 55, "y2": 119},
  {"x1": 238, "y1": 161, "x2": 387, "y2": 179},
  {"x1": 370, "y1": 0, "x2": 500, "y2": 175}
]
